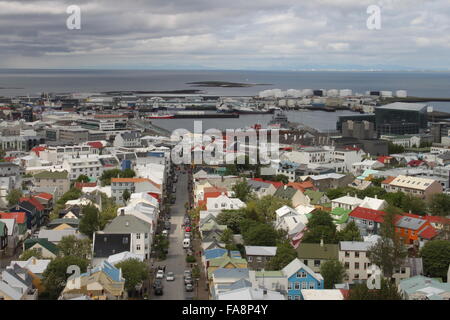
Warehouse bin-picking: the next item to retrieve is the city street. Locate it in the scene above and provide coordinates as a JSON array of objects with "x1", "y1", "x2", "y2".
[{"x1": 150, "y1": 169, "x2": 195, "y2": 300}]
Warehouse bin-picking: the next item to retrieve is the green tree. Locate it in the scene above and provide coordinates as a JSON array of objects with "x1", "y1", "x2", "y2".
[
  {"x1": 217, "y1": 209, "x2": 247, "y2": 234},
  {"x1": 42, "y1": 256, "x2": 89, "y2": 300},
  {"x1": 122, "y1": 189, "x2": 131, "y2": 204},
  {"x1": 420, "y1": 240, "x2": 450, "y2": 281},
  {"x1": 326, "y1": 187, "x2": 356, "y2": 200},
  {"x1": 121, "y1": 168, "x2": 136, "y2": 178},
  {"x1": 100, "y1": 204, "x2": 119, "y2": 229},
  {"x1": 267, "y1": 240, "x2": 298, "y2": 270},
  {"x1": 19, "y1": 248, "x2": 44, "y2": 260},
  {"x1": 115, "y1": 258, "x2": 149, "y2": 292},
  {"x1": 79, "y1": 205, "x2": 101, "y2": 238},
  {"x1": 232, "y1": 179, "x2": 254, "y2": 203},
  {"x1": 347, "y1": 278, "x2": 403, "y2": 300},
  {"x1": 337, "y1": 220, "x2": 362, "y2": 242},
  {"x1": 57, "y1": 236, "x2": 92, "y2": 259},
  {"x1": 220, "y1": 228, "x2": 237, "y2": 250},
  {"x1": 388, "y1": 142, "x2": 405, "y2": 154},
  {"x1": 367, "y1": 206, "x2": 407, "y2": 278},
  {"x1": 370, "y1": 177, "x2": 386, "y2": 187},
  {"x1": 56, "y1": 187, "x2": 82, "y2": 206},
  {"x1": 400, "y1": 194, "x2": 427, "y2": 215},
  {"x1": 320, "y1": 260, "x2": 346, "y2": 289},
  {"x1": 225, "y1": 164, "x2": 238, "y2": 176},
  {"x1": 302, "y1": 210, "x2": 338, "y2": 244},
  {"x1": 428, "y1": 193, "x2": 450, "y2": 216},
  {"x1": 6, "y1": 189, "x2": 22, "y2": 206},
  {"x1": 383, "y1": 191, "x2": 406, "y2": 209},
  {"x1": 99, "y1": 169, "x2": 122, "y2": 186},
  {"x1": 75, "y1": 175, "x2": 90, "y2": 183},
  {"x1": 356, "y1": 186, "x2": 387, "y2": 199},
  {"x1": 242, "y1": 222, "x2": 279, "y2": 246},
  {"x1": 246, "y1": 195, "x2": 291, "y2": 223}
]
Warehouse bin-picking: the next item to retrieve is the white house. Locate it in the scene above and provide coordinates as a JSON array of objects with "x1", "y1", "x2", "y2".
[
  {"x1": 206, "y1": 194, "x2": 246, "y2": 212},
  {"x1": 331, "y1": 195, "x2": 363, "y2": 211}
]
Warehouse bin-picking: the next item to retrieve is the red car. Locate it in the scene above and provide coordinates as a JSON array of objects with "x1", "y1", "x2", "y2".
[{"x1": 185, "y1": 226, "x2": 191, "y2": 232}]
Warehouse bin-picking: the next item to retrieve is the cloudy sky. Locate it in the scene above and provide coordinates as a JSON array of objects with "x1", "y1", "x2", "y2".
[{"x1": 0, "y1": 0, "x2": 449, "y2": 70}]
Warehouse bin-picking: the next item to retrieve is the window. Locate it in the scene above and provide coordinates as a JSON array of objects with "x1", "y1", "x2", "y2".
[
  {"x1": 288, "y1": 282, "x2": 293, "y2": 290},
  {"x1": 309, "y1": 282, "x2": 315, "y2": 289},
  {"x1": 136, "y1": 233, "x2": 141, "y2": 239},
  {"x1": 297, "y1": 271, "x2": 307, "y2": 278},
  {"x1": 355, "y1": 251, "x2": 359, "y2": 258},
  {"x1": 355, "y1": 262, "x2": 360, "y2": 269},
  {"x1": 136, "y1": 244, "x2": 141, "y2": 250},
  {"x1": 145, "y1": 233, "x2": 148, "y2": 239},
  {"x1": 287, "y1": 295, "x2": 292, "y2": 300},
  {"x1": 345, "y1": 262, "x2": 350, "y2": 269},
  {"x1": 295, "y1": 295, "x2": 301, "y2": 300},
  {"x1": 314, "y1": 260, "x2": 321, "y2": 267},
  {"x1": 248, "y1": 256, "x2": 253, "y2": 262},
  {"x1": 303, "y1": 260, "x2": 308, "y2": 265},
  {"x1": 354, "y1": 273, "x2": 359, "y2": 279},
  {"x1": 294, "y1": 282, "x2": 300, "y2": 290},
  {"x1": 256, "y1": 257, "x2": 263, "y2": 263},
  {"x1": 302, "y1": 282, "x2": 308, "y2": 289},
  {"x1": 123, "y1": 237, "x2": 128, "y2": 244},
  {"x1": 345, "y1": 251, "x2": 350, "y2": 257}
]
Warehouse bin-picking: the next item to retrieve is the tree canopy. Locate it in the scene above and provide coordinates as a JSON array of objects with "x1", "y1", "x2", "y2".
[
  {"x1": 115, "y1": 258, "x2": 149, "y2": 292},
  {"x1": 217, "y1": 209, "x2": 247, "y2": 234},
  {"x1": 320, "y1": 260, "x2": 346, "y2": 289},
  {"x1": 336, "y1": 220, "x2": 362, "y2": 242},
  {"x1": 100, "y1": 168, "x2": 136, "y2": 186},
  {"x1": 19, "y1": 248, "x2": 43, "y2": 260},
  {"x1": 267, "y1": 240, "x2": 298, "y2": 270},
  {"x1": 302, "y1": 210, "x2": 338, "y2": 244},
  {"x1": 347, "y1": 278, "x2": 403, "y2": 300},
  {"x1": 241, "y1": 221, "x2": 279, "y2": 246},
  {"x1": 232, "y1": 179, "x2": 254, "y2": 203},
  {"x1": 7, "y1": 189, "x2": 22, "y2": 206},
  {"x1": 428, "y1": 193, "x2": 450, "y2": 216},
  {"x1": 41, "y1": 256, "x2": 89, "y2": 300},
  {"x1": 57, "y1": 235, "x2": 92, "y2": 259},
  {"x1": 420, "y1": 240, "x2": 450, "y2": 281},
  {"x1": 79, "y1": 204, "x2": 101, "y2": 238}
]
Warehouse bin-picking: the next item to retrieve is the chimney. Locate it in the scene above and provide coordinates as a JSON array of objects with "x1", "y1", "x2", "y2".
[
  {"x1": 120, "y1": 209, "x2": 125, "y2": 216},
  {"x1": 263, "y1": 289, "x2": 267, "y2": 295},
  {"x1": 374, "y1": 194, "x2": 377, "y2": 199},
  {"x1": 125, "y1": 221, "x2": 129, "y2": 227},
  {"x1": 320, "y1": 238, "x2": 324, "y2": 247}
]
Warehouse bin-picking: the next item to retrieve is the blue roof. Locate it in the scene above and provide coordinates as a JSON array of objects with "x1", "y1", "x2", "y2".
[
  {"x1": 212, "y1": 268, "x2": 249, "y2": 279},
  {"x1": 80, "y1": 261, "x2": 124, "y2": 283},
  {"x1": 204, "y1": 248, "x2": 227, "y2": 260},
  {"x1": 230, "y1": 250, "x2": 242, "y2": 258},
  {"x1": 148, "y1": 152, "x2": 165, "y2": 158}
]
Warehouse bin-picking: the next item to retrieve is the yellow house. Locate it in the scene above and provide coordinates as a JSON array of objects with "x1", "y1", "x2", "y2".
[{"x1": 207, "y1": 256, "x2": 248, "y2": 286}]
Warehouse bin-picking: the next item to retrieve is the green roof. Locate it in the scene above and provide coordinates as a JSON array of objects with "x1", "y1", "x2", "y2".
[
  {"x1": 47, "y1": 218, "x2": 80, "y2": 228},
  {"x1": 334, "y1": 212, "x2": 350, "y2": 225},
  {"x1": 34, "y1": 170, "x2": 68, "y2": 180},
  {"x1": 24, "y1": 238, "x2": 60, "y2": 255},
  {"x1": 0, "y1": 221, "x2": 6, "y2": 237},
  {"x1": 274, "y1": 186, "x2": 298, "y2": 199},
  {"x1": 331, "y1": 208, "x2": 352, "y2": 216},
  {"x1": 296, "y1": 243, "x2": 339, "y2": 260},
  {"x1": 304, "y1": 190, "x2": 326, "y2": 205}
]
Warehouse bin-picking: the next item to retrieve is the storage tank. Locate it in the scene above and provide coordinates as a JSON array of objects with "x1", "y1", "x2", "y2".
[
  {"x1": 396, "y1": 90, "x2": 407, "y2": 98},
  {"x1": 381, "y1": 91, "x2": 393, "y2": 97},
  {"x1": 327, "y1": 89, "x2": 339, "y2": 97},
  {"x1": 339, "y1": 89, "x2": 352, "y2": 97}
]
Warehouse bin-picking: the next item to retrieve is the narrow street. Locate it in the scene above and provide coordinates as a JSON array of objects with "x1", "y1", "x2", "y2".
[{"x1": 150, "y1": 169, "x2": 195, "y2": 300}]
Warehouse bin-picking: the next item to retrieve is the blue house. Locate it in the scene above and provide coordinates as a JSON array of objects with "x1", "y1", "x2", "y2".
[{"x1": 282, "y1": 258, "x2": 324, "y2": 300}]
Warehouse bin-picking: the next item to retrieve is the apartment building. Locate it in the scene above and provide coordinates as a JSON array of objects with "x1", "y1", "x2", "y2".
[
  {"x1": 39, "y1": 145, "x2": 99, "y2": 164},
  {"x1": 62, "y1": 155, "x2": 103, "y2": 181},
  {"x1": 338, "y1": 241, "x2": 375, "y2": 283},
  {"x1": 33, "y1": 171, "x2": 70, "y2": 199},
  {"x1": 381, "y1": 175, "x2": 443, "y2": 200},
  {"x1": 111, "y1": 178, "x2": 161, "y2": 205}
]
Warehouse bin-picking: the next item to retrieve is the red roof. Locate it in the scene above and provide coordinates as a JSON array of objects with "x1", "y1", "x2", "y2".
[
  {"x1": 87, "y1": 141, "x2": 104, "y2": 149},
  {"x1": 0, "y1": 212, "x2": 26, "y2": 224},
  {"x1": 31, "y1": 146, "x2": 47, "y2": 156},
  {"x1": 35, "y1": 192, "x2": 53, "y2": 201},
  {"x1": 408, "y1": 160, "x2": 424, "y2": 167},
  {"x1": 349, "y1": 207, "x2": 387, "y2": 223},
  {"x1": 377, "y1": 156, "x2": 393, "y2": 164},
  {"x1": 424, "y1": 215, "x2": 450, "y2": 225},
  {"x1": 344, "y1": 146, "x2": 361, "y2": 151},
  {"x1": 74, "y1": 182, "x2": 97, "y2": 189},
  {"x1": 251, "y1": 178, "x2": 284, "y2": 189},
  {"x1": 19, "y1": 197, "x2": 45, "y2": 211},
  {"x1": 3, "y1": 157, "x2": 16, "y2": 162},
  {"x1": 381, "y1": 176, "x2": 396, "y2": 185},
  {"x1": 287, "y1": 181, "x2": 316, "y2": 192},
  {"x1": 418, "y1": 225, "x2": 438, "y2": 240}
]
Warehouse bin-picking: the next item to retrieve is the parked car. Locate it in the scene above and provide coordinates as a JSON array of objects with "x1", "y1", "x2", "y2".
[
  {"x1": 162, "y1": 230, "x2": 169, "y2": 237},
  {"x1": 154, "y1": 282, "x2": 164, "y2": 295},
  {"x1": 185, "y1": 283, "x2": 194, "y2": 292},
  {"x1": 184, "y1": 232, "x2": 191, "y2": 239},
  {"x1": 156, "y1": 270, "x2": 165, "y2": 279},
  {"x1": 166, "y1": 272, "x2": 175, "y2": 281},
  {"x1": 170, "y1": 197, "x2": 176, "y2": 204},
  {"x1": 165, "y1": 221, "x2": 171, "y2": 230},
  {"x1": 185, "y1": 226, "x2": 191, "y2": 232},
  {"x1": 184, "y1": 275, "x2": 193, "y2": 285},
  {"x1": 184, "y1": 270, "x2": 192, "y2": 279},
  {"x1": 153, "y1": 279, "x2": 163, "y2": 288}
]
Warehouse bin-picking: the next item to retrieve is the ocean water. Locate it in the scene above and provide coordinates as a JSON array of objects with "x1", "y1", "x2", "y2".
[{"x1": 1, "y1": 69, "x2": 450, "y2": 112}]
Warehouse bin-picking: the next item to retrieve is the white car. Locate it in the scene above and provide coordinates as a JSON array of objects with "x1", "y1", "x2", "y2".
[
  {"x1": 166, "y1": 272, "x2": 175, "y2": 281},
  {"x1": 156, "y1": 270, "x2": 165, "y2": 279},
  {"x1": 162, "y1": 230, "x2": 169, "y2": 237}
]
